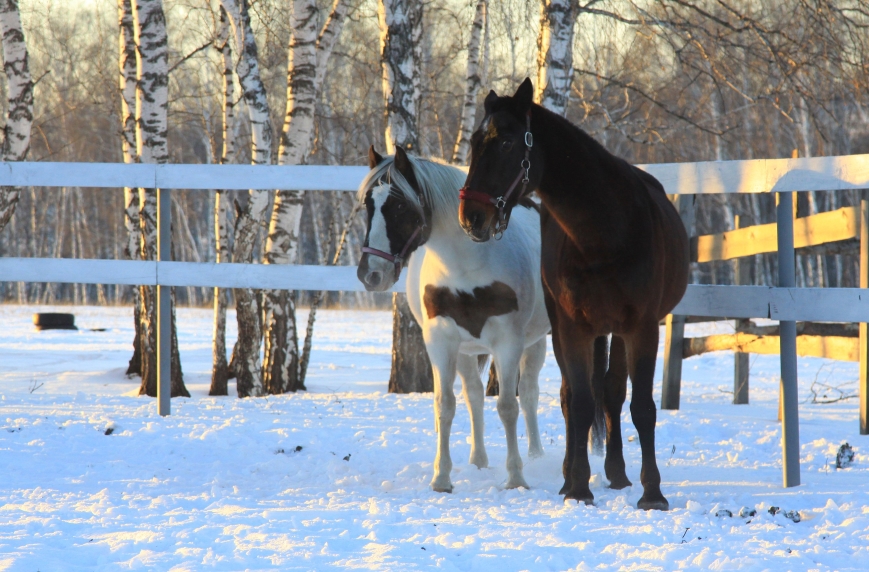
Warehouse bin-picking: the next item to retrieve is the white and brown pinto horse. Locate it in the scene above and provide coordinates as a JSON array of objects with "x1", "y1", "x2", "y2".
[{"x1": 356, "y1": 146, "x2": 549, "y2": 492}]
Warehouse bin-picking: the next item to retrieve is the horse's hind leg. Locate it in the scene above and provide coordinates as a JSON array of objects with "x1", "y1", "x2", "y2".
[
  {"x1": 518, "y1": 338, "x2": 545, "y2": 459},
  {"x1": 559, "y1": 331, "x2": 596, "y2": 504},
  {"x1": 627, "y1": 320, "x2": 669, "y2": 511},
  {"x1": 604, "y1": 335, "x2": 632, "y2": 490},
  {"x1": 494, "y1": 342, "x2": 530, "y2": 489},
  {"x1": 424, "y1": 325, "x2": 460, "y2": 493},
  {"x1": 456, "y1": 353, "x2": 488, "y2": 469}
]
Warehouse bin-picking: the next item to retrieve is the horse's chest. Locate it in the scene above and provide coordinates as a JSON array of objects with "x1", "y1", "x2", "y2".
[{"x1": 423, "y1": 282, "x2": 519, "y2": 338}]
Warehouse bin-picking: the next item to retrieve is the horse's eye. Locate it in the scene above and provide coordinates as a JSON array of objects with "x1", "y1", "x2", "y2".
[
  {"x1": 500, "y1": 140, "x2": 514, "y2": 152},
  {"x1": 396, "y1": 202, "x2": 405, "y2": 212}
]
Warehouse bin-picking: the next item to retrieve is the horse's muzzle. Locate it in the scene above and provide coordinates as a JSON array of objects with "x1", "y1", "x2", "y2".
[{"x1": 458, "y1": 200, "x2": 494, "y2": 242}]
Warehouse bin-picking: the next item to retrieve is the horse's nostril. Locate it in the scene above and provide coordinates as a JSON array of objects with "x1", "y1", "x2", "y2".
[
  {"x1": 366, "y1": 271, "x2": 382, "y2": 287},
  {"x1": 470, "y1": 211, "x2": 483, "y2": 231}
]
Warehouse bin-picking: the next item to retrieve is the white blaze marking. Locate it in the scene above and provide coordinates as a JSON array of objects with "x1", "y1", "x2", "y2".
[{"x1": 366, "y1": 183, "x2": 394, "y2": 273}]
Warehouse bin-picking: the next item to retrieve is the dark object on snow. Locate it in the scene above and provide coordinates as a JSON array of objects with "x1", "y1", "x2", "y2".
[
  {"x1": 104, "y1": 427, "x2": 114, "y2": 436},
  {"x1": 739, "y1": 507, "x2": 757, "y2": 518},
  {"x1": 784, "y1": 510, "x2": 801, "y2": 523},
  {"x1": 343, "y1": 454, "x2": 351, "y2": 461},
  {"x1": 33, "y1": 313, "x2": 77, "y2": 331},
  {"x1": 836, "y1": 442, "x2": 855, "y2": 469},
  {"x1": 715, "y1": 509, "x2": 732, "y2": 518},
  {"x1": 768, "y1": 506, "x2": 780, "y2": 516},
  {"x1": 294, "y1": 445, "x2": 303, "y2": 452}
]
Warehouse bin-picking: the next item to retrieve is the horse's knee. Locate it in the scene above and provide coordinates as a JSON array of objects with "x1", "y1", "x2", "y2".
[{"x1": 497, "y1": 393, "x2": 519, "y2": 420}]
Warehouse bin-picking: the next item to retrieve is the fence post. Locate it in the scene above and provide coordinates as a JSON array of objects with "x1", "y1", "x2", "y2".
[
  {"x1": 860, "y1": 200, "x2": 869, "y2": 434},
  {"x1": 776, "y1": 191, "x2": 800, "y2": 487},
  {"x1": 733, "y1": 215, "x2": 750, "y2": 404},
  {"x1": 661, "y1": 194, "x2": 695, "y2": 410},
  {"x1": 157, "y1": 187, "x2": 171, "y2": 416}
]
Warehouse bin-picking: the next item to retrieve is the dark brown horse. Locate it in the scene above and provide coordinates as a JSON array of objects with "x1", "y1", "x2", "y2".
[{"x1": 457, "y1": 79, "x2": 688, "y2": 510}]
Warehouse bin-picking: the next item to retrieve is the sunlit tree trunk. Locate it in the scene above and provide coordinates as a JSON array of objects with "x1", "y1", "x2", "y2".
[
  {"x1": 535, "y1": 0, "x2": 577, "y2": 116},
  {"x1": 210, "y1": 5, "x2": 234, "y2": 396},
  {"x1": 119, "y1": 0, "x2": 143, "y2": 378},
  {"x1": 220, "y1": 0, "x2": 273, "y2": 398},
  {"x1": 379, "y1": 0, "x2": 433, "y2": 394},
  {"x1": 132, "y1": 0, "x2": 188, "y2": 398},
  {"x1": 452, "y1": 0, "x2": 486, "y2": 165},
  {"x1": 0, "y1": 0, "x2": 33, "y2": 234},
  {"x1": 262, "y1": 0, "x2": 349, "y2": 394}
]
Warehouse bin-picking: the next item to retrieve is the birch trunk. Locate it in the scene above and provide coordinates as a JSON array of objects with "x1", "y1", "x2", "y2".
[
  {"x1": 535, "y1": 0, "x2": 578, "y2": 116},
  {"x1": 210, "y1": 5, "x2": 234, "y2": 397},
  {"x1": 0, "y1": 0, "x2": 33, "y2": 234},
  {"x1": 119, "y1": 0, "x2": 144, "y2": 377},
  {"x1": 132, "y1": 0, "x2": 188, "y2": 398},
  {"x1": 220, "y1": 0, "x2": 273, "y2": 398},
  {"x1": 451, "y1": 0, "x2": 486, "y2": 165},
  {"x1": 262, "y1": 0, "x2": 349, "y2": 394},
  {"x1": 379, "y1": 0, "x2": 433, "y2": 394}
]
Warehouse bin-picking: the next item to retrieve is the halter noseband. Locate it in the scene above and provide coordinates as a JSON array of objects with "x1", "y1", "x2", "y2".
[
  {"x1": 361, "y1": 225, "x2": 423, "y2": 276},
  {"x1": 459, "y1": 110, "x2": 533, "y2": 239}
]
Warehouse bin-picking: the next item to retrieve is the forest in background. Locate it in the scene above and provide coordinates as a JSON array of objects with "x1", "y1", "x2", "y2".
[{"x1": 1, "y1": 0, "x2": 869, "y2": 308}]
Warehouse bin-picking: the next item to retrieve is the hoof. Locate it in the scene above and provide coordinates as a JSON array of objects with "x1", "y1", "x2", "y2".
[
  {"x1": 607, "y1": 475, "x2": 632, "y2": 490},
  {"x1": 527, "y1": 447, "x2": 545, "y2": 460},
  {"x1": 563, "y1": 491, "x2": 595, "y2": 506},
  {"x1": 469, "y1": 452, "x2": 489, "y2": 469},
  {"x1": 430, "y1": 477, "x2": 453, "y2": 493},
  {"x1": 637, "y1": 494, "x2": 669, "y2": 511},
  {"x1": 505, "y1": 476, "x2": 530, "y2": 490}
]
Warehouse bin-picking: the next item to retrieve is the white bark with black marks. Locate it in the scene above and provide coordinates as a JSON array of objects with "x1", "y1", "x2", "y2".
[
  {"x1": 263, "y1": 0, "x2": 349, "y2": 394},
  {"x1": 210, "y1": 5, "x2": 234, "y2": 396},
  {"x1": 379, "y1": 0, "x2": 433, "y2": 393},
  {"x1": 452, "y1": 0, "x2": 486, "y2": 165},
  {"x1": 119, "y1": 0, "x2": 143, "y2": 377},
  {"x1": 0, "y1": 0, "x2": 32, "y2": 233},
  {"x1": 536, "y1": 0, "x2": 578, "y2": 117},
  {"x1": 379, "y1": 0, "x2": 422, "y2": 153},
  {"x1": 131, "y1": 0, "x2": 187, "y2": 398},
  {"x1": 220, "y1": 0, "x2": 273, "y2": 398}
]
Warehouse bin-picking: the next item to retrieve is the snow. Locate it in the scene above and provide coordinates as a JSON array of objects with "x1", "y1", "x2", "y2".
[{"x1": 1, "y1": 304, "x2": 867, "y2": 570}]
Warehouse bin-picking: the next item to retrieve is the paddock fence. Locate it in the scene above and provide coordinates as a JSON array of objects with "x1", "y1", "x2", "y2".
[{"x1": 2, "y1": 155, "x2": 869, "y2": 489}]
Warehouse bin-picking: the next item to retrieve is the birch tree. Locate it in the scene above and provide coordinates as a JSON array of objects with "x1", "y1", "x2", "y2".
[
  {"x1": 0, "y1": 0, "x2": 32, "y2": 234},
  {"x1": 262, "y1": 0, "x2": 349, "y2": 395},
  {"x1": 131, "y1": 0, "x2": 188, "y2": 398},
  {"x1": 210, "y1": 5, "x2": 234, "y2": 396},
  {"x1": 536, "y1": 0, "x2": 578, "y2": 116},
  {"x1": 220, "y1": 0, "x2": 273, "y2": 398},
  {"x1": 119, "y1": 0, "x2": 143, "y2": 378},
  {"x1": 378, "y1": 0, "x2": 433, "y2": 394},
  {"x1": 451, "y1": 0, "x2": 486, "y2": 165}
]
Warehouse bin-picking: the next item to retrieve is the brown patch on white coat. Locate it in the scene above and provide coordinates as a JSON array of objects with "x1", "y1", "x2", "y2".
[{"x1": 423, "y1": 281, "x2": 519, "y2": 338}]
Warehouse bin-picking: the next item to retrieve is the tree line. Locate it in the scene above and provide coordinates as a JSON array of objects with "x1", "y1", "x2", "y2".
[{"x1": 1, "y1": 0, "x2": 869, "y2": 397}]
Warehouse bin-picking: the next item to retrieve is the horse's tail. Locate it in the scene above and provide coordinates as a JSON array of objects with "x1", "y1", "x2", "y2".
[
  {"x1": 477, "y1": 354, "x2": 489, "y2": 376},
  {"x1": 589, "y1": 335, "x2": 608, "y2": 457}
]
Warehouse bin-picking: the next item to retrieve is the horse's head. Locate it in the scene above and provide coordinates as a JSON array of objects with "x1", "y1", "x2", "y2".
[
  {"x1": 459, "y1": 77, "x2": 542, "y2": 242},
  {"x1": 357, "y1": 146, "x2": 430, "y2": 291}
]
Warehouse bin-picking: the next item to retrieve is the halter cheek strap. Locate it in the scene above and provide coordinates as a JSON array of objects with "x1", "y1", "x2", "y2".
[
  {"x1": 361, "y1": 225, "x2": 422, "y2": 275},
  {"x1": 459, "y1": 110, "x2": 532, "y2": 238}
]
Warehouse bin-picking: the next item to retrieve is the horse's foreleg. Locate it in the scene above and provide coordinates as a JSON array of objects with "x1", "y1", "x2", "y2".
[
  {"x1": 627, "y1": 321, "x2": 669, "y2": 511},
  {"x1": 519, "y1": 337, "x2": 546, "y2": 459},
  {"x1": 424, "y1": 325, "x2": 459, "y2": 493},
  {"x1": 457, "y1": 353, "x2": 488, "y2": 469},
  {"x1": 560, "y1": 333, "x2": 596, "y2": 504},
  {"x1": 494, "y1": 343, "x2": 529, "y2": 489},
  {"x1": 604, "y1": 335, "x2": 631, "y2": 489}
]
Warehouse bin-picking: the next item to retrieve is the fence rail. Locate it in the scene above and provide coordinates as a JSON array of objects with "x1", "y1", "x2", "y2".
[{"x1": 3, "y1": 155, "x2": 869, "y2": 489}]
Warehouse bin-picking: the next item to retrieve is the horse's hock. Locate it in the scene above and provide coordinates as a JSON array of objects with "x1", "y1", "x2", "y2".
[{"x1": 663, "y1": 199, "x2": 869, "y2": 414}]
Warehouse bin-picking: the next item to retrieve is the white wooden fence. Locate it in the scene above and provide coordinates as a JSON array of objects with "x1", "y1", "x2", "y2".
[{"x1": 2, "y1": 155, "x2": 869, "y2": 489}]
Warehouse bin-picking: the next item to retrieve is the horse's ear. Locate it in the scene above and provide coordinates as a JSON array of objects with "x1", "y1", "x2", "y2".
[
  {"x1": 483, "y1": 90, "x2": 499, "y2": 114},
  {"x1": 368, "y1": 145, "x2": 384, "y2": 169},
  {"x1": 393, "y1": 146, "x2": 421, "y2": 195},
  {"x1": 512, "y1": 78, "x2": 533, "y2": 115}
]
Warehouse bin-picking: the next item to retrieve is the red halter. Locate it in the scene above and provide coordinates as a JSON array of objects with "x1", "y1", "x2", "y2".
[
  {"x1": 361, "y1": 225, "x2": 423, "y2": 276},
  {"x1": 459, "y1": 110, "x2": 532, "y2": 238}
]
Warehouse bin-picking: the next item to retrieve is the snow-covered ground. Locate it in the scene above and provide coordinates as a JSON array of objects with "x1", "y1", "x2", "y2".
[{"x1": 0, "y1": 304, "x2": 867, "y2": 571}]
